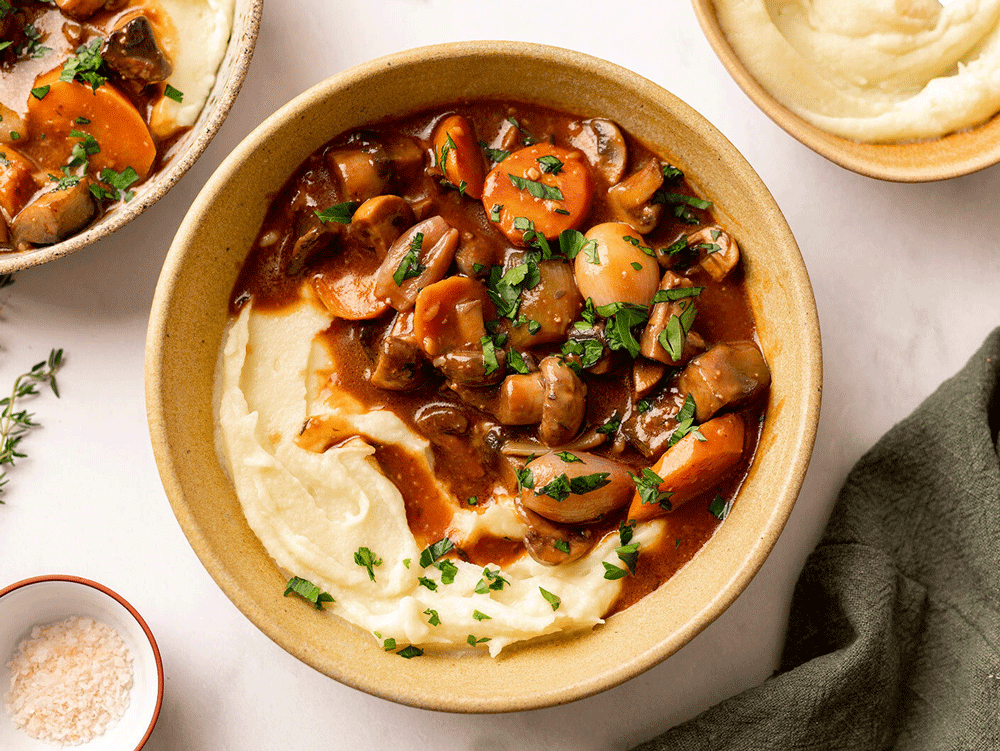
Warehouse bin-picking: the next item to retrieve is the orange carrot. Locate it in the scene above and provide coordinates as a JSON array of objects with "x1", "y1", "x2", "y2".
[
  {"x1": 627, "y1": 413, "x2": 745, "y2": 522},
  {"x1": 313, "y1": 242, "x2": 390, "y2": 320},
  {"x1": 23, "y1": 69, "x2": 156, "y2": 179},
  {"x1": 412, "y1": 276, "x2": 492, "y2": 357},
  {"x1": 432, "y1": 115, "x2": 486, "y2": 200},
  {"x1": 481, "y1": 143, "x2": 592, "y2": 246}
]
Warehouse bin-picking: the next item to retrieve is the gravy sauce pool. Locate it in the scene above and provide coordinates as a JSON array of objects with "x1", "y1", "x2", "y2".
[{"x1": 232, "y1": 99, "x2": 767, "y2": 621}]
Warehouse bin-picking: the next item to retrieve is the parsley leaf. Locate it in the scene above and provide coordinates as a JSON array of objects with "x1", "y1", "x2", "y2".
[
  {"x1": 709, "y1": 493, "x2": 732, "y2": 521},
  {"x1": 616, "y1": 542, "x2": 640, "y2": 574},
  {"x1": 424, "y1": 608, "x2": 441, "y2": 626},
  {"x1": 554, "y1": 539, "x2": 570, "y2": 554},
  {"x1": 651, "y1": 286, "x2": 704, "y2": 304},
  {"x1": 558, "y1": 229, "x2": 594, "y2": 260},
  {"x1": 602, "y1": 562, "x2": 629, "y2": 580},
  {"x1": 668, "y1": 393, "x2": 706, "y2": 448},
  {"x1": 556, "y1": 451, "x2": 582, "y2": 463},
  {"x1": 419, "y1": 537, "x2": 454, "y2": 568},
  {"x1": 507, "y1": 348, "x2": 529, "y2": 374},
  {"x1": 539, "y1": 587, "x2": 561, "y2": 611},
  {"x1": 472, "y1": 609, "x2": 492, "y2": 621},
  {"x1": 393, "y1": 232, "x2": 426, "y2": 286},
  {"x1": 435, "y1": 559, "x2": 458, "y2": 584},
  {"x1": 30, "y1": 86, "x2": 50, "y2": 100},
  {"x1": 382, "y1": 637, "x2": 397, "y2": 651},
  {"x1": 60, "y1": 38, "x2": 106, "y2": 91},
  {"x1": 284, "y1": 576, "x2": 334, "y2": 610},
  {"x1": 507, "y1": 173, "x2": 563, "y2": 201},
  {"x1": 418, "y1": 576, "x2": 438, "y2": 591},
  {"x1": 397, "y1": 645, "x2": 423, "y2": 658},
  {"x1": 314, "y1": 201, "x2": 358, "y2": 224},
  {"x1": 467, "y1": 635, "x2": 491, "y2": 646},
  {"x1": 474, "y1": 567, "x2": 509, "y2": 594},
  {"x1": 658, "y1": 300, "x2": 698, "y2": 362},
  {"x1": 164, "y1": 84, "x2": 184, "y2": 103},
  {"x1": 630, "y1": 468, "x2": 673, "y2": 511},
  {"x1": 597, "y1": 302, "x2": 649, "y2": 358},
  {"x1": 354, "y1": 547, "x2": 383, "y2": 581},
  {"x1": 536, "y1": 154, "x2": 564, "y2": 174},
  {"x1": 480, "y1": 141, "x2": 510, "y2": 163},
  {"x1": 516, "y1": 466, "x2": 535, "y2": 491},
  {"x1": 537, "y1": 472, "x2": 611, "y2": 502},
  {"x1": 506, "y1": 116, "x2": 537, "y2": 145},
  {"x1": 597, "y1": 411, "x2": 622, "y2": 435}
]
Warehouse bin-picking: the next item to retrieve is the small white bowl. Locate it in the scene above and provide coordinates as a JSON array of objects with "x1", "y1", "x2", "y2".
[{"x1": 0, "y1": 576, "x2": 163, "y2": 750}]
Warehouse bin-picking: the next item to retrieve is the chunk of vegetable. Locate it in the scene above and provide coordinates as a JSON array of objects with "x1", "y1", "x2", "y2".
[
  {"x1": 520, "y1": 451, "x2": 634, "y2": 524},
  {"x1": 482, "y1": 143, "x2": 592, "y2": 245},
  {"x1": 507, "y1": 259, "x2": 582, "y2": 348},
  {"x1": 54, "y1": 0, "x2": 108, "y2": 21},
  {"x1": 102, "y1": 15, "x2": 172, "y2": 83},
  {"x1": 566, "y1": 118, "x2": 627, "y2": 185},
  {"x1": 575, "y1": 222, "x2": 660, "y2": 308},
  {"x1": 677, "y1": 342, "x2": 770, "y2": 421},
  {"x1": 373, "y1": 216, "x2": 459, "y2": 311},
  {"x1": 351, "y1": 195, "x2": 414, "y2": 260},
  {"x1": 413, "y1": 276, "x2": 492, "y2": 357},
  {"x1": 537, "y1": 356, "x2": 587, "y2": 446},
  {"x1": 607, "y1": 159, "x2": 664, "y2": 234},
  {"x1": 518, "y1": 504, "x2": 595, "y2": 566},
  {"x1": 627, "y1": 413, "x2": 745, "y2": 522},
  {"x1": 313, "y1": 239, "x2": 390, "y2": 320},
  {"x1": 639, "y1": 271, "x2": 705, "y2": 366},
  {"x1": 9, "y1": 178, "x2": 96, "y2": 249},
  {"x1": 370, "y1": 312, "x2": 425, "y2": 391},
  {"x1": 690, "y1": 226, "x2": 740, "y2": 282},
  {"x1": 24, "y1": 70, "x2": 156, "y2": 179},
  {"x1": 0, "y1": 148, "x2": 39, "y2": 224},
  {"x1": 432, "y1": 114, "x2": 486, "y2": 199}
]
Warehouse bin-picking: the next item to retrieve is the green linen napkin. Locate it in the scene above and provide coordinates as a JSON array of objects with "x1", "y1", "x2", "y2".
[{"x1": 636, "y1": 330, "x2": 1000, "y2": 750}]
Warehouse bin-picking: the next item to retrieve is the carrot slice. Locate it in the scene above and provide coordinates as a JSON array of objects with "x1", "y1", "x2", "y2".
[
  {"x1": 432, "y1": 115, "x2": 486, "y2": 200},
  {"x1": 412, "y1": 276, "x2": 493, "y2": 357},
  {"x1": 627, "y1": 413, "x2": 745, "y2": 522},
  {"x1": 482, "y1": 143, "x2": 592, "y2": 246},
  {"x1": 22, "y1": 69, "x2": 156, "y2": 179},
  {"x1": 313, "y1": 243, "x2": 390, "y2": 320}
]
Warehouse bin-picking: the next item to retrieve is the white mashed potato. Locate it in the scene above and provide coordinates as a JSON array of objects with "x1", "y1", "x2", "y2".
[
  {"x1": 147, "y1": 0, "x2": 234, "y2": 139},
  {"x1": 215, "y1": 297, "x2": 665, "y2": 656},
  {"x1": 715, "y1": 0, "x2": 1000, "y2": 142}
]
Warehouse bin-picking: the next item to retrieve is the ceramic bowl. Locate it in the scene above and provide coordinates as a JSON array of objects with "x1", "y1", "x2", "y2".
[
  {"x1": 0, "y1": 0, "x2": 263, "y2": 274},
  {"x1": 692, "y1": 0, "x2": 1000, "y2": 182},
  {"x1": 0, "y1": 575, "x2": 163, "y2": 750},
  {"x1": 145, "y1": 41, "x2": 822, "y2": 712}
]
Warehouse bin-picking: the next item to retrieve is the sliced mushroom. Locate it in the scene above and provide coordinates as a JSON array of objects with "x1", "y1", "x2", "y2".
[
  {"x1": 102, "y1": 16, "x2": 172, "y2": 82},
  {"x1": 689, "y1": 225, "x2": 740, "y2": 282},
  {"x1": 507, "y1": 258, "x2": 582, "y2": 348},
  {"x1": 369, "y1": 311, "x2": 426, "y2": 391},
  {"x1": 677, "y1": 342, "x2": 771, "y2": 421},
  {"x1": 454, "y1": 231, "x2": 502, "y2": 278},
  {"x1": 607, "y1": 159, "x2": 664, "y2": 234},
  {"x1": 520, "y1": 451, "x2": 634, "y2": 524},
  {"x1": 538, "y1": 356, "x2": 587, "y2": 446},
  {"x1": 565, "y1": 322, "x2": 615, "y2": 375},
  {"x1": 412, "y1": 276, "x2": 492, "y2": 358},
  {"x1": 373, "y1": 216, "x2": 458, "y2": 311},
  {"x1": 326, "y1": 135, "x2": 424, "y2": 204},
  {"x1": 640, "y1": 271, "x2": 706, "y2": 366},
  {"x1": 633, "y1": 358, "x2": 667, "y2": 398},
  {"x1": 518, "y1": 504, "x2": 595, "y2": 566},
  {"x1": 350, "y1": 195, "x2": 414, "y2": 260},
  {"x1": 433, "y1": 347, "x2": 505, "y2": 387},
  {"x1": 10, "y1": 178, "x2": 95, "y2": 249},
  {"x1": 0, "y1": 105, "x2": 28, "y2": 147},
  {"x1": 622, "y1": 390, "x2": 682, "y2": 459},
  {"x1": 497, "y1": 371, "x2": 545, "y2": 425},
  {"x1": 567, "y1": 118, "x2": 627, "y2": 184}
]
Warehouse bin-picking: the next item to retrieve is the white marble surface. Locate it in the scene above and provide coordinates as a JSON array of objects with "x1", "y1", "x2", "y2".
[{"x1": 2, "y1": 2, "x2": 999, "y2": 749}]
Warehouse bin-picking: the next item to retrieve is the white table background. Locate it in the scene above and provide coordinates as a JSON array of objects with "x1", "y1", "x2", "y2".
[{"x1": 3, "y1": 2, "x2": 999, "y2": 749}]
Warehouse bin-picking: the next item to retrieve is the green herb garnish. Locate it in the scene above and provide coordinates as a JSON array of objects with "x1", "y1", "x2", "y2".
[
  {"x1": 539, "y1": 588, "x2": 561, "y2": 611},
  {"x1": 354, "y1": 547, "x2": 383, "y2": 581},
  {"x1": 507, "y1": 173, "x2": 563, "y2": 201},
  {"x1": 283, "y1": 576, "x2": 334, "y2": 610}
]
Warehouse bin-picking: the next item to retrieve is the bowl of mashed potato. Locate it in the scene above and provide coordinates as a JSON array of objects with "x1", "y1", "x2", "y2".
[
  {"x1": 0, "y1": 0, "x2": 262, "y2": 272},
  {"x1": 145, "y1": 41, "x2": 822, "y2": 711},
  {"x1": 694, "y1": 0, "x2": 1000, "y2": 181}
]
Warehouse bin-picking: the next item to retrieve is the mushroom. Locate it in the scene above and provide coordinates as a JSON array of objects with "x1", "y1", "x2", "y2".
[
  {"x1": 519, "y1": 451, "x2": 634, "y2": 524},
  {"x1": 633, "y1": 358, "x2": 667, "y2": 398},
  {"x1": 369, "y1": 311, "x2": 426, "y2": 391},
  {"x1": 10, "y1": 178, "x2": 96, "y2": 249},
  {"x1": 567, "y1": 118, "x2": 627, "y2": 184},
  {"x1": 326, "y1": 135, "x2": 424, "y2": 204},
  {"x1": 0, "y1": 148, "x2": 40, "y2": 224},
  {"x1": 507, "y1": 258, "x2": 582, "y2": 348},
  {"x1": 677, "y1": 342, "x2": 771, "y2": 421},
  {"x1": 518, "y1": 504, "x2": 595, "y2": 566},
  {"x1": 350, "y1": 195, "x2": 414, "y2": 260},
  {"x1": 432, "y1": 348, "x2": 506, "y2": 387},
  {"x1": 102, "y1": 15, "x2": 172, "y2": 83},
  {"x1": 373, "y1": 216, "x2": 459, "y2": 311},
  {"x1": 688, "y1": 225, "x2": 740, "y2": 282},
  {"x1": 497, "y1": 356, "x2": 587, "y2": 446},
  {"x1": 639, "y1": 271, "x2": 706, "y2": 366},
  {"x1": 54, "y1": 0, "x2": 109, "y2": 21},
  {"x1": 454, "y1": 230, "x2": 501, "y2": 278},
  {"x1": 607, "y1": 159, "x2": 664, "y2": 234}
]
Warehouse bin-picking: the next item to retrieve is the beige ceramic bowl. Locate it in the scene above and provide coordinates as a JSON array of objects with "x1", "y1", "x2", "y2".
[
  {"x1": 145, "y1": 41, "x2": 822, "y2": 712},
  {"x1": 693, "y1": 0, "x2": 1000, "y2": 182},
  {"x1": 0, "y1": 0, "x2": 263, "y2": 274}
]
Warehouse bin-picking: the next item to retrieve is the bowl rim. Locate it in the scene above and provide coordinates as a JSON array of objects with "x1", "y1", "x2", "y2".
[
  {"x1": 145, "y1": 39, "x2": 822, "y2": 712},
  {"x1": 0, "y1": 0, "x2": 265, "y2": 275},
  {"x1": 691, "y1": 0, "x2": 1000, "y2": 182},
  {"x1": 0, "y1": 574, "x2": 164, "y2": 750}
]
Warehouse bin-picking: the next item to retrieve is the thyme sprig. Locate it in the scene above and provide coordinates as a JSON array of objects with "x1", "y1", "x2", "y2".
[{"x1": 0, "y1": 348, "x2": 64, "y2": 499}]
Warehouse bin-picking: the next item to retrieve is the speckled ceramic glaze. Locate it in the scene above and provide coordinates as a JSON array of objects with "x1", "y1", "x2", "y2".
[
  {"x1": 0, "y1": 0, "x2": 263, "y2": 274},
  {"x1": 692, "y1": 0, "x2": 1000, "y2": 182},
  {"x1": 145, "y1": 41, "x2": 822, "y2": 712}
]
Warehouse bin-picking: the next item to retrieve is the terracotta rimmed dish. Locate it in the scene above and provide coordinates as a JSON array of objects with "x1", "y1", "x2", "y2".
[
  {"x1": 692, "y1": 0, "x2": 1000, "y2": 182},
  {"x1": 145, "y1": 40, "x2": 822, "y2": 712},
  {"x1": 0, "y1": 0, "x2": 263, "y2": 274},
  {"x1": 0, "y1": 575, "x2": 164, "y2": 750}
]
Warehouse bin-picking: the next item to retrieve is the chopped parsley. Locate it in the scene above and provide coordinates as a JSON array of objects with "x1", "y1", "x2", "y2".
[
  {"x1": 467, "y1": 496, "x2": 478, "y2": 507},
  {"x1": 74, "y1": 116, "x2": 91, "y2": 125},
  {"x1": 66, "y1": 129, "x2": 100, "y2": 172},
  {"x1": 539, "y1": 587, "x2": 561, "y2": 611},
  {"x1": 472, "y1": 609, "x2": 492, "y2": 621},
  {"x1": 435, "y1": 559, "x2": 459, "y2": 584},
  {"x1": 9, "y1": 131, "x2": 19, "y2": 141},
  {"x1": 536, "y1": 472, "x2": 611, "y2": 503},
  {"x1": 90, "y1": 166, "x2": 139, "y2": 203},
  {"x1": 392, "y1": 232, "x2": 426, "y2": 286},
  {"x1": 475, "y1": 567, "x2": 509, "y2": 594},
  {"x1": 18, "y1": 24, "x2": 51, "y2": 60},
  {"x1": 622, "y1": 235, "x2": 655, "y2": 256},
  {"x1": 418, "y1": 576, "x2": 438, "y2": 591},
  {"x1": 602, "y1": 562, "x2": 629, "y2": 580},
  {"x1": 596, "y1": 302, "x2": 649, "y2": 358},
  {"x1": 480, "y1": 141, "x2": 510, "y2": 163},
  {"x1": 488, "y1": 203, "x2": 503, "y2": 223},
  {"x1": 597, "y1": 411, "x2": 622, "y2": 435},
  {"x1": 653, "y1": 190, "x2": 713, "y2": 224},
  {"x1": 630, "y1": 468, "x2": 673, "y2": 511},
  {"x1": 484, "y1": 257, "x2": 540, "y2": 320},
  {"x1": 314, "y1": 201, "x2": 358, "y2": 224},
  {"x1": 511, "y1": 216, "x2": 553, "y2": 256},
  {"x1": 662, "y1": 163, "x2": 684, "y2": 181},
  {"x1": 507, "y1": 348, "x2": 529, "y2": 374},
  {"x1": 658, "y1": 300, "x2": 698, "y2": 361},
  {"x1": 419, "y1": 537, "x2": 454, "y2": 568},
  {"x1": 616, "y1": 542, "x2": 640, "y2": 575},
  {"x1": 163, "y1": 84, "x2": 184, "y2": 102},
  {"x1": 508, "y1": 173, "x2": 563, "y2": 201},
  {"x1": 354, "y1": 547, "x2": 383, "y2": 581},
  {"x1": 516, "y1": 466, "x2": 535, "y2": 491},
  {"x1": 283, "y1": 576, "x2": 334, "y2": 610},
  {"x1": 560, "y1": 337, "x2": 603, "y2": 371},
  {"x1": 651, "y1": 286, "x2": 704, "y2": 305},
  {"x1": 556, "y1": 451, "x2": 582, "y2": 463},
  {"x1": 397, "y1": 645, "x2": 423, "y2": 658},
  {"x1": 481, "y1": 334, "x2": 501, "y2": 376},
  {"x1": 467, "y1": 635, "x2": 491, "y2": 646},
  {"x1": 554, "y1": 539, "x2": 571, "y2": 554},
  {"x1": 709, "y1": 493, "x2": 733, "y2": 521},
  {"x1": 536, "y1": 154, "x2": 564, "y2": 174},
  {"x1": 506, "y1": 116, "x2": 538, "y2": 145},
  {"x1": 424, "y1": 608, "x2": 441, "y2": 626},
  {"x1": 30, "y1": 85, "x2": 50, "y2": 100},
  {"x1": 619, "y1": 520, "x2": 635, "y2": 546},
  {"x1": 60, "y1": 37, "x2": 106, "y2": 91},
  {"x1": 50, "y1": 173, "x2": 81, "y2": 191},
  {"x1": 669, "y1": 394, "x2": 706, "y2": 448},
  {"x1": 382, "y1": 637, "x2": 397, "y2": 651},
  {"x1": 558, "y1": 229, "x2": 594, "y2": 260}
]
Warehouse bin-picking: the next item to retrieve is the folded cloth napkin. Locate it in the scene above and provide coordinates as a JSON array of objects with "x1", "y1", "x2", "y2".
[{"x1": 636, "y1": 330, "x2": 1000, "y2": 750}]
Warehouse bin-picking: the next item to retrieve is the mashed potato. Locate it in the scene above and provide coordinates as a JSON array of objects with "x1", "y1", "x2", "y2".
[
  {"x1": 215, "y1": 296, "x2": 665, "y2": 656},
  {"x1": 715, "y1": 0, "x2": 1000, "y2": 142}
]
